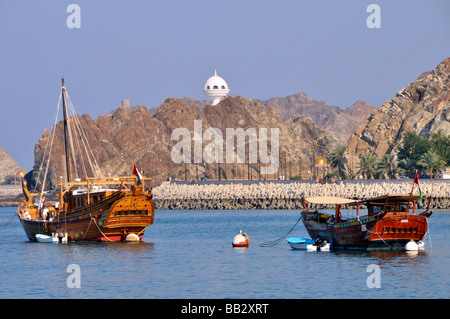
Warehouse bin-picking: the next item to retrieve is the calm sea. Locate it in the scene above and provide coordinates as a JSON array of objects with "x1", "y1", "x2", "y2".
[{"x1": 0, "y1": 206, "x2": 448, "y2": 301}]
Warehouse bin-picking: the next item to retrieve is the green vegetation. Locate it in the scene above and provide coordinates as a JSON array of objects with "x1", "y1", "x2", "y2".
[
  {"x1": 377, "y1": 154, "x2": 396, "y2": 179},
  {"x1": 398, "y1": 130, "x2": 449, "y2": 177},
  {"x1": 355, "y1": 151, "x2": 379, "y2": 179},
  {"x1": 417, "y1": 150, "x2": 446, "y2": 178},
  {"x1": 329, "y1": 130, "x2": 449, "y2": 179},
  {"x1": 329, "y1": 144, "x2": 346, "y2": 177}
]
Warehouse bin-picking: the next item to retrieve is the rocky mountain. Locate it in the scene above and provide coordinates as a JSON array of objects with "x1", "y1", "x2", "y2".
[
  {"x1": 0, "y1": 148, "x2": 24, "y2": 184},
  {"x1": 260, "y1": 93, "x2": 375, "y2": 143},
  {"x1": 344, "y1": 57, "x2": 450, "y2": 176},
  {"x1": 30, "y1": 96, "x2": 339, "y2": 188},
  {"x1": 149, "y1": 94, "x2": 375, "y2": 145}
]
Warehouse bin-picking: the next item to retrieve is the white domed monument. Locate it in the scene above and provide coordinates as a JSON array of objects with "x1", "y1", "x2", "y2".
[{"x1": 203, "y1": 69, "x2": 230, "y2": 106}]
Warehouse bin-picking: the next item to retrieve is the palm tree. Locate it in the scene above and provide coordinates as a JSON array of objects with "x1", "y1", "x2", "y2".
[
  {"x1": 377, "y1": 154, "x2": 396, "y2": 179},
  {"x1": 397, "y1": 157, "x2": 414, "y2": 177},
  {"x1": 417, "y1": 150, "x2": 446, "y2": 178},
  {"x1": 329, "y1": 144, "x2": 347, "y2": 177},
  {"x1": 430, "y1": 129, "x2": 450, "y2": 166},
  {"x1": 355, "y1": 151, "x2": 379, "y2": 179}
]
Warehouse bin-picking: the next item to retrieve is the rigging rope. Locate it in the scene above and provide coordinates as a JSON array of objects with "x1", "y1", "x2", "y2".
[
  {"x1": 33, "y1": 84, "x2": 104, "y2": 195},
  {"x1": 64, "y1": 90, "x2": 102, "y2": 178},
  {"x1": 34, "y1": 90, "x2": 62, "y2": 194}
]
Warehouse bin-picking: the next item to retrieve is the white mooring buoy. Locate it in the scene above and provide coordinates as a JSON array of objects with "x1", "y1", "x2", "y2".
[
  {"x1": 232, "y1": 230, "x2": 249, "y2": 248},
  {"x1": 125, "y1": 233, "x2": 140, "y2": 242},
  {"x1": 405, "y1": 240, "x2": 419, "y2": 251}
]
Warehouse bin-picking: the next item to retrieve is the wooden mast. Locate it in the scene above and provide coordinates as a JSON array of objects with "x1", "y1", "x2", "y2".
[{"x1": 61, "y1": 78, "x2": 71, "y2": 183}]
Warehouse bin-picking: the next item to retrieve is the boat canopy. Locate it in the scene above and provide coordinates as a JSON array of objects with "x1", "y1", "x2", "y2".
[
  {"x1": 362, "y1": 194, "x2": 423, "y2": 204},
  {"x1": 305, "y1": 196, "x2": 358, "y2": 205}
]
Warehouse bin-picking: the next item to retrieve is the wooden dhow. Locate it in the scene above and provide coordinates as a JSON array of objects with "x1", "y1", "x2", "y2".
[
  {"x1": 17, "y1": 79, "x2": 155, "y2": 242},
  {"x1": 301, "y1": 177, "x2": 432, "y2": 250}
]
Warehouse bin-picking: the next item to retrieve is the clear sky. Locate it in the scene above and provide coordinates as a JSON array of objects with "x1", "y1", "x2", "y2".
[{"x1": 0, "y1": 0, "x2": 449, "y2": 170}]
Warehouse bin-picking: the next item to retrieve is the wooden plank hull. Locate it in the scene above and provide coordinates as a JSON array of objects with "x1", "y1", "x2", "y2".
[
  {"x1": 18, "y1": 188, "x2": 155, "y2": 242},
  {"x1": 302, "y1": 211, "x2": 430, "y2": 250},
  {"x1": 367, "y1": 213, "x2": 429, "y2": 250},
  {"x1": 19, "y1": 218, "x2": 48, "y2": 242},
  {"x1": 301, "y1": 211, "x2": 383, "y2": 250}
]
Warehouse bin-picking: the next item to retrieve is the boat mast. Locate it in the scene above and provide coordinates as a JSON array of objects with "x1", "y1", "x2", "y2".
[{"x1": 61, "y1": 78, "x2": 71, "y2": 182}]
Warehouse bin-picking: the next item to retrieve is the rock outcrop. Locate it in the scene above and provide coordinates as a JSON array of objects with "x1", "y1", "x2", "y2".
[
  {"x1": 344, "y1": 57, "x2": 450, "y2": 175},
  {"x1": 261, "y1": 93, "x2": 375, "y2": 143},
  {"x1": 0, "y1": 148, "x2": 24, "y2": 184}
]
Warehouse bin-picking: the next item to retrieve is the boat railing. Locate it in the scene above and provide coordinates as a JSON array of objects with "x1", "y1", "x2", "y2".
[{"x1": 60, "y1": 176, "x2": 151, "y2": 192}]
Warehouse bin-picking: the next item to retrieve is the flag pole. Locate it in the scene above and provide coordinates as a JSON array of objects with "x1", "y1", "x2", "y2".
[{"x1": 407, "y1": 170, "x2": 418, "y2": 213}]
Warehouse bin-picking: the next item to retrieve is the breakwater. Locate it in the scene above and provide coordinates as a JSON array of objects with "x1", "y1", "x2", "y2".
[
  {"x1": 152, "y1": 179, "x2": 450, "y2": 210},
  {"x1": 0, "y1": 185, "x2": 22, "y2": 207}
]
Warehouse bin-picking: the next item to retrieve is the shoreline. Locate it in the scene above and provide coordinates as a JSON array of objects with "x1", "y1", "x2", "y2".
[
  {"x1": 2, "y1": 198, "x2": 448, "y2": 210},
  {"x1": 1, "y1": 198, "x2": 448, "y2": 210}
]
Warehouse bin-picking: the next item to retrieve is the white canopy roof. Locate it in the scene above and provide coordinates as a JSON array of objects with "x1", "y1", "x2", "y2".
[{"x1": 305, "y1": 196, "x2": 358, "y2": 205}]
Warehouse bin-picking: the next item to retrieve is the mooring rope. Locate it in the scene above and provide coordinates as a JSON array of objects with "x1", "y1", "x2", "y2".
[
  {"x1": 246, "y1": 214, "x2": 303, "y2": 247},
  {"x1": 0, "y1": 214, "x2": 17, "y2": 232},
  {"x1": 91, "y1": 217, "x2": 114, "y2": 242},
  {"x1": 80, "y1": 217, "x2": 93, "y2": 240}
]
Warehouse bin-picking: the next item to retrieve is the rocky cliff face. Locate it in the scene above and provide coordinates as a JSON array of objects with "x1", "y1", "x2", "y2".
[
  {"x1": 344, "y1": 57, "x2": 450, "y2": 175},
  {"x1": 31, "y1": 96, "x2": 338, "y2": 188},
  {"x1": 261, "y1": 93, "x2": 375, "y2": 143},
  {"x1": 0, "y1": 148, "x2": 24, "y2": 184}
]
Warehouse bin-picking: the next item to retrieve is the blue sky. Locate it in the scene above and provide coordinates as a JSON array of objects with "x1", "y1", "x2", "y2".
[{"x1": 0, "y1": 0, "x2": 449, "y2": 170}]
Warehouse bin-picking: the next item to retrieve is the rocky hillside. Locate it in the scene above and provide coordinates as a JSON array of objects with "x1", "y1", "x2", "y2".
[
  {"x1": 0, "y1": 148, "x2": 24, "y2": 184},
  {"x1": 344, "y1": 57, "x2": 450, "y2": 175},
  {"x1": 261, "y1": 93, "x2": 375, "y2": 143},
  {"x1": 158, "y1": 93, "x2": 375, "y2": 144},
  {"x1": 30, "y1": 96, "x2": 339, "y2": 188}
]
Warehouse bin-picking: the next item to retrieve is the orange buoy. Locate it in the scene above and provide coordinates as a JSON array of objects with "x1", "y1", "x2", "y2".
[{"x1": 232, "y1": 230, "x2": 249, "y2": 248}]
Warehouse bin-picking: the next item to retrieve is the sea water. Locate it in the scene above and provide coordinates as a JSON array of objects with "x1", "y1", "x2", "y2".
[{"x1": 0, "y1": 207, "x2": 448, "y2": 299}]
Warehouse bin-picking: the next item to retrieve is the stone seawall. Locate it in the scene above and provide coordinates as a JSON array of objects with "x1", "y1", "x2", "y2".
[
  {"x1": 152, "y1": 179, "x2": 450, "y2": 210},
  {"x1": 0, "y1": 185, "x2": 22, "y2": 207}
]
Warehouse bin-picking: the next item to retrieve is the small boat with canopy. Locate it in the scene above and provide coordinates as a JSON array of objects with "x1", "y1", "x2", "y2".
[{"x1": 300, "y1": 179, "x2": 432, "y2": 251}]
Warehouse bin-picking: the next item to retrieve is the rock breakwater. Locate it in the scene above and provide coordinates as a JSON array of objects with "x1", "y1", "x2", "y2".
[
  {"x1": 0, "y1": 186, "x2": 22, "y2": 207},
  {"x1": 152, "y1": 180, "x2": 450, "y2": 210}
]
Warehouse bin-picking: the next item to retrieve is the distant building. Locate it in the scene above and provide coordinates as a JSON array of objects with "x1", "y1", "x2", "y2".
[
  {"x1": 122, "y1": 99, "x2": 130, "y2": 107},
  {"x1": 12, "y1": 169, "x2": 26, "y2": 185},
  {"x1": 203, "y1": 70, "x2": 230, "y2": 106}
]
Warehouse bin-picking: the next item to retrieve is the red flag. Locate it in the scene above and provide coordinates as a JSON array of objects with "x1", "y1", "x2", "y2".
[
  {"x1": 413, "y1": 172, "x2": 422, "y2": 201},
  {"x1": 133, "y1": 164, "x2": 142, "y2": 185}
]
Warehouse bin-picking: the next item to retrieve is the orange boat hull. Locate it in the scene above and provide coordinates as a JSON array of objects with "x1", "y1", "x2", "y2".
[{"x1": 368, "y1": 212, "x2": 429, "y2": 250}]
